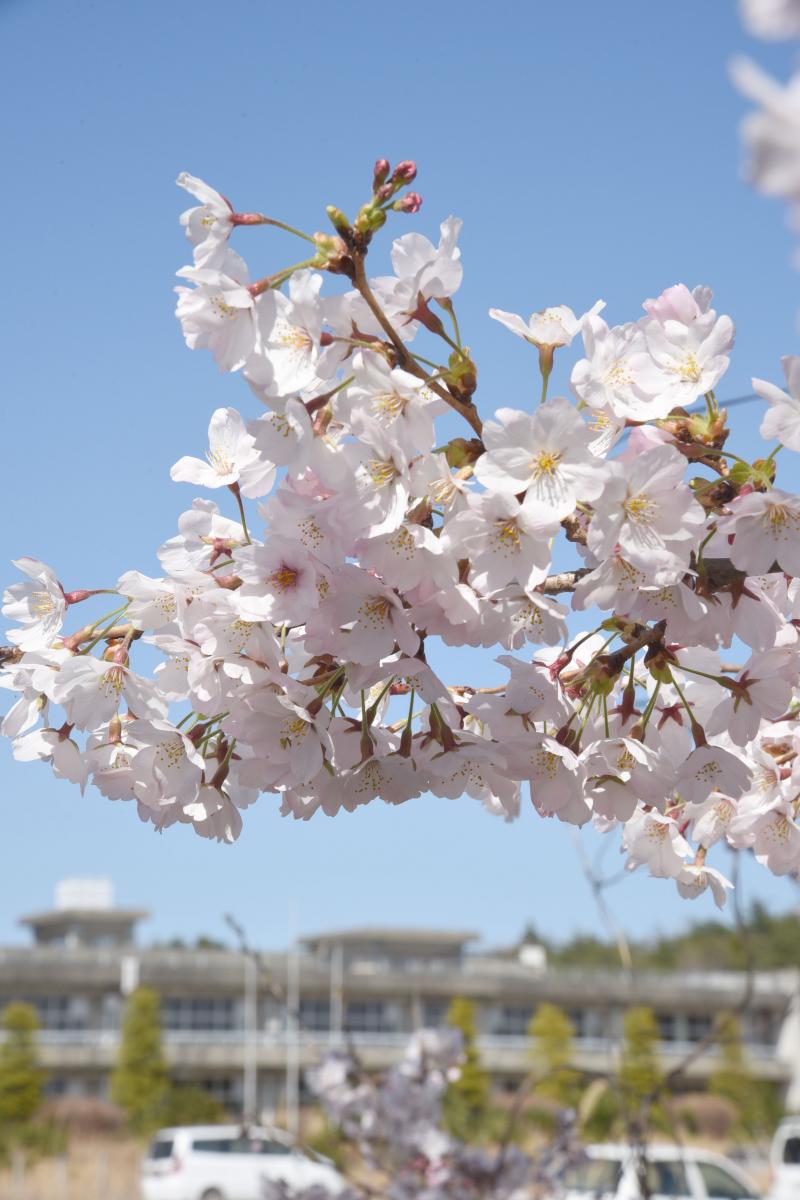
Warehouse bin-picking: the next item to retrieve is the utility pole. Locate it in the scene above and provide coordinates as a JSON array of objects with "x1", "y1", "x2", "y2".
[
  {"x1": 285, "y1": 901, "x2": 300, "y2": 1139},
  {"x1": 329, "y1": 939, "x2": 344, "y2": 1047},
  {"x1": 224, "y1": 913, "x2": 259, "y2": 1125}
]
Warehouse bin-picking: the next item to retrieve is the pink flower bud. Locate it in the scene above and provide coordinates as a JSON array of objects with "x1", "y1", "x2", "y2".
[
  {"x1": 231, "y1": 212, "x2": 268, "y2": 226},
  {"x1": 372, "y1": 159, "x2": 391, "y2": 190},
  {"x1": 392, "y1": 192, "x2": 422, "y2": 214},
  {"x1": 392, "y1": 160, "x2": 417, "y2": 183},
  {"x1": 63, "y1": 589, "x2": 93, "y2": 606},
  {"x1": 64, "y1": 588, "x2": 106, "y2": 605}
]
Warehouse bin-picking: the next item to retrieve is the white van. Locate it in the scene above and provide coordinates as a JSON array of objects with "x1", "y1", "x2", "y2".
[
  {"x1": 769, "y1": 1117, "x2": 800, "y2": 1200},
  {"x1": 140, "y1": 1124, "x2": 346, "y2": 1200},
  {"x1": 561, "y1": 1144, "x2": 760, "y2": 1200}
]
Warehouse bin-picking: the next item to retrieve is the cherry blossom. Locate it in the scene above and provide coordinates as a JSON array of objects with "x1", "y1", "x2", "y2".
[
  {"x1": 712, "y1": 487, "x2": 800, "y2": 575},
  {"x1": 247, "y1": 270, "x2": 327, "y2": 400},
  {"x1": 675, "y1": 862, "x2": 733, "y2": 909},
  {"x1": 741, "y1": 0, "x2": 800, "y2": 42},
  {"x1": 638, "y1": 285, "x2": 734, "y2": 410},
  {"x1": 442, "y1": 492, "x2": 557, "y2": 592},
  {"x1": 2, "y1": 558, "x2": 66, "y2": 651},
  {"x1": 2, "y1": 148, "x2": 800, "y2": 907},
  {"x1": 473, "y1": 398, "x2": 604, "y2": 521},
  {"x1": 488, "y1": 301, "x2": 603, "y2": 348},
  {"x1": 755, "y1": 354, "x2": 800, "y2": 450},
  {"x1": 587, "y1": 443, "x2": 705, "y2": 580},
  {"x1": 570, "y1": 315, "x2": 664, "y2": 421},
  {"x1": 175, "y1": 249, "x2": 258, "y2": 373},
  {"x1": 171, "y1": 406, "x2": 276, "y2": 498},
  {"x1": 177, "y1": 172, "x2": 234, "y2": 267}
]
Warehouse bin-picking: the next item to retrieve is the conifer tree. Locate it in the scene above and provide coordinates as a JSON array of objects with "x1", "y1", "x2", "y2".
[
  {"x1": 110, "y1": 987, "x2": 169, "y2": 1135},
  {"x1": 528, "y1": 1002, "x2": 581, "y2": 1107},
  {"x1": 619, "y1": 1006, "x2": 662, "y2": 1115},
  {"x1": 442, "y1": 997, "x2": 491, "y2": 1143},
  {"x1": 708, "y1": 1013, "x2": 771, "y2": 1137},
  {"x1": 0, "y1": 1003, "x2": 44, "y2": 1127}
]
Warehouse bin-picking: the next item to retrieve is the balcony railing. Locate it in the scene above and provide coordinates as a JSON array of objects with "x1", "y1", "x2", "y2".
[{"x1": 12, "y1": 1027, "x2": 779, "y2": 1061}]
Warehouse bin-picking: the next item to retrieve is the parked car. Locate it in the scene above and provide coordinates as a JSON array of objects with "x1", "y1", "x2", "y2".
[
  {"x1": 140, "y1": 1124, "x2": 346, "y2": 1200},
  {"x1": 768, "y1": 1117, "x2": 800, "y2": 1200},
  {"x1": 561, "y1": 1144, "x2": 760, "y2": 1200}
]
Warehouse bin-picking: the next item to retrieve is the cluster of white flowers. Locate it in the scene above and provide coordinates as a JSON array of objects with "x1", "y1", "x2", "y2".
[
  {"x1": 271, "y1": 1028, "x2": 582, "y2": 1200},
  {"x1": 2, "y1": 152, "x2": 800, "y2": 904},
  {"x1": 735, "y1": 0, "x2": 800, "y2": 242}
]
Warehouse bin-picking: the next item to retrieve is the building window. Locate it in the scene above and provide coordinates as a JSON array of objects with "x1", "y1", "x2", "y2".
[
  {"x1": 44, "y1": 1076, "x2": 70, "y2": 1097},
  {"x1": 163, "y1": 998, "x2": 237, "y2": 1031},
  {"x1": 687, "y1": 1014, "x2": 713, "y2": 1042},
  {"x1": 657, "y1": 1014, "x2": 676, "y2": 1042},
  {"x1": 565, "y1": 1010, "x2": 586, "y2": 1038},
  {"x1": 298, "y1": 998, "x2": 330, "y2": 1032},
  {"x1": 194, "y1": 1077, "x2": 238, "y2": 1105},
  {"x1": 345, "y1": 1001, "x2": 394, "y2": 1033},
  {"x1": 748, "y1": 1009, "x2": 776, "y2": 1045},
  {"x1": 495, "y1": 1006, "x2": 532, "y2": 1037},
  {"x1": 581, "y1": 1009, "x2": 607, "y2": 1039},
  {"x1": 422, "y1": 1001, "x2": 448, "y2": 1028},
  {"x1": 21, "y1": 995, "x2": 89, "y2": 1031}
]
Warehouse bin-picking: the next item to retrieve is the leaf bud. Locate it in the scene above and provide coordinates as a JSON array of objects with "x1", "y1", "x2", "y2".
[
  {"x1": 325, "y1": 205, "x2": 352, "y2": 237},
  {"x1": 312, "y1": 232, "x2": 353, "y2": 276},
  {"x1": 354, "y1": 204, "x2": 387, "y2": 235},
  {"x1": 445, "y1": 349, "x2": 477, "y2": 400},
  {"x1": 443, "y1": 437, "x2": 484, "y2": 469}
]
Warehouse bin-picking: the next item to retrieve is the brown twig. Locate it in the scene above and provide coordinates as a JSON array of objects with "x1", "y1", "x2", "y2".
[{"x1": 350, "y1": 254, "x2": 484, "y2": 438}]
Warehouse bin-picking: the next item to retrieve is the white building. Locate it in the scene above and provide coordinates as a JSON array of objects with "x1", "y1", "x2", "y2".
[{"x1": 1, "y1": 882, "x2": 798, "y2": 1114}]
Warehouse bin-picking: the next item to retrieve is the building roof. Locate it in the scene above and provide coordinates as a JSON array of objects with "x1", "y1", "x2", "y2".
[
  {"x1": 301, "y1": 927, "x2": 479, "y2": 948},
  {"x1": 20, "y1": 907, "x2": 149, "y2": 928}
]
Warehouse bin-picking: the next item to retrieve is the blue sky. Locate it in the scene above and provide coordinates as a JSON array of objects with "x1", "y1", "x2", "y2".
[{"x1": 1, "y1": 0, "x2": 799, "y2": 952}]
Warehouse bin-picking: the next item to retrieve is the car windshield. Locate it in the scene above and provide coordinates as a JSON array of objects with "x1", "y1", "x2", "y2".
[
  {"x1": 562, "y1": 1157, "x2": 623, "y2": 1194},
  {"x1": 645, "y1": 1161, "x2": 689, "y2": 1197},
  {"x1": 148, "y1": 1138, "x2": 174, "y2": 1161},
  {"x1": 697, "y1": 1162, "x2": 756, "y2": 1199},
  {"x1": 783, "y1": 1137, "x2": 800, "y2": 1166}
]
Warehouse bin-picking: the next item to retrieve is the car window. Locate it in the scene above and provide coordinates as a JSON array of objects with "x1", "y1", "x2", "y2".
[
  {"x1": 783, "y1": 1137, "x2": 800, "y2": 1166},
  {"x1": 248, "y1": 1138, "x2": 292, "y2": 1156},
  {"x1": 697, "y1": 1162, "x2": 756, "y2": 1199},
  {"x1": 561, "y1": 1157, "x2": 623, "y2": 1193},
  {"x1": 647, "y1": 1161, "x2": 689, "y2": 1197},
  {"x1": 148, "y1": 1138, "x2": 174, "y2": 1161},
  {"x1": 192, "y1": 1138, "x2": 235, "y2": 1153}
]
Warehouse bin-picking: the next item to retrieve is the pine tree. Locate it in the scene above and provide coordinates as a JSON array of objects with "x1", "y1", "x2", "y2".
[
  {"x1": 110, "y1": 987, "x2": 169, "y2": 1135},
  {"x1": 528, "y1": 1003, "x2": 580, "y2": 1107},
  {"x1": 442, "y1": 997, "x2": 491, "y2": 1143},
  {"x1": 619, "y1": 1006, "x2": 662, "y2": 1119},
  {"x1": 0, "y1": 1003, "x2": 44, "y2": 1127},
  {"x1": 709, "y1": 1013, "x2": 758, "y2": 1136}
]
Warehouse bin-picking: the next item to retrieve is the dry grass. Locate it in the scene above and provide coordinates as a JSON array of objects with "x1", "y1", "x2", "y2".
[{"x1": 0, "y1": 1136, "x2": 143, "y2": 1200}]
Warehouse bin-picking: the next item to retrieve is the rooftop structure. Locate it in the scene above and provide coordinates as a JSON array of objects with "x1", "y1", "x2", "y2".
[{"x1": 19, "y1": 879, "x2": 148, "y2": 949}]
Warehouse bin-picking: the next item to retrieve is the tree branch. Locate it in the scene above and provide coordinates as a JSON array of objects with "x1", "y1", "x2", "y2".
[
  {"x1": 350, "y1": 254, "x2": 484, "y2": 438},
  {"x1": 537, "y1": 556, "x2": 782, "y2": 597}
]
